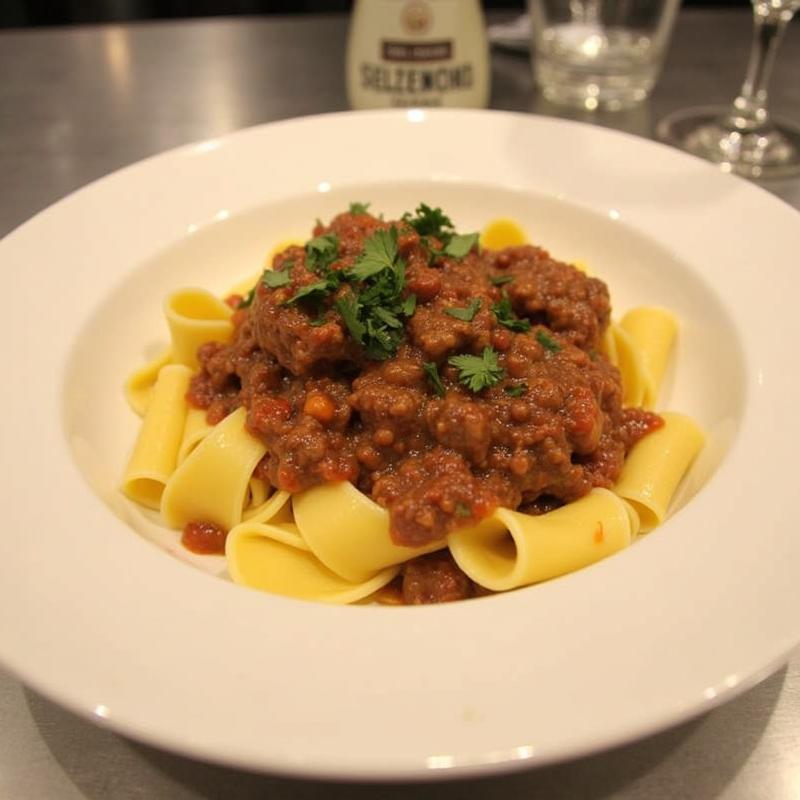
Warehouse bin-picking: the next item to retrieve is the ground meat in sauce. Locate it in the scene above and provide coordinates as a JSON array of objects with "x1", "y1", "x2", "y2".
[
  {"x1": 186, "y1": 209, "x2": 663, "y2": 602},
  {"x1": 182, "y1": 521, "x2": 228, "y2": 555}
]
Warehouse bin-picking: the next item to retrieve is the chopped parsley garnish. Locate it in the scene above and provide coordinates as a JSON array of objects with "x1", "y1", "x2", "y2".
[
  {"x1": 334, "y1": 292, "x2": 366, "y2": 342},
  {"x1": 328, "y1": 227, "x2": 415, "y2": 360},
  {"x1": 305, "y1": 233, "x2": 340, "y2": 275},
  {"x1": 262, "y1": 268, "x2": 291, "y2": 289},
  {"x1": 348, "y1": 227, "x2": 400, "y2": 281},
  {"x1": 455, "y1": 502, "x2": 471, "y2": 518},
  {"x1": 285, "y1": 278, "x2": 337, "y2": 305},
  {"x1": 349, "y1": 201, "x2": 371, "y2": 215},
  {"x1": 239, "y1": 265, "x2": 291, "y2": 307},
  {"x1": 401, "y1": 204, "x2": 478, "y2": 262},
  {"x1": 505, "y1": 383, "x2": 527, "y2": 398},
  {"x1": 443, "y1": 298, "x2": 481, "y2": 322},
  {"x1": 448, "y1": 347, "x2": 505, "y2": 393},
  {"x1": 422, "y1": 361, "x2": 445, "y2": 397},
  {"x1": 401, "y1": 294, "x2": 417, "y2": 316},
  {"x1": 238, "y1": 287, "x2": 256, "y2": 309},
  {"x1": 489, "y1": 274, "x2": 514, "y2": 286},
  {"x1": 492, "y1": 294, "x2": 531, "y2": 332},
  {"x1": 536, "y1": 329, "x2": 562, "y2": 353},
  {"x1": 402, "y1": 204, "x2": 455, "y2": 238},
  {"x1": 443, "y1": 232, "x2": 479, "y2": 259}
]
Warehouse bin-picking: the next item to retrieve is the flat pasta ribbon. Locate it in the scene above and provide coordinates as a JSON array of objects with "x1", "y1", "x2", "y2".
[
  {"x1": 614, "y1": 411, "x2": 705, "y2": 532},
  {"x1": 448, "y1": 488, "x2": 636, "y2": 592},
  {"x1": 619, "y1": 307, "x2": 678, "y2": 409},
  {"x1": 124, "y1": 348, "x2": 172, "y2": 417},
  {"x1": 121, "y1": 363, "x2": 193, "y2": 509},
  {"x1": 226, "y1": 520, "x2": 399, "y2": 605},
  {"x1": 161, "y1": 407, "x2": 266, "y2": 531},
  {"x1": 164, "y1": 287, "x2": 234, "y2": 368},
  {"x1": 292, "y1": 481, "x2": 446, "y2": 583},
  {"x1": 177, "y1": 406, "x2": 214, "y2": 464}
]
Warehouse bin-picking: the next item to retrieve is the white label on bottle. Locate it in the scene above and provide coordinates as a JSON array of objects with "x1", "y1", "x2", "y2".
[{"x1": 348, "y1": 0, "x2": 485, "y2": 109}]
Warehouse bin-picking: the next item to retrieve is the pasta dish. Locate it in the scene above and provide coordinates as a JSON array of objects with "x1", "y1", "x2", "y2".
[{"x1": 122, "y1": 204, "x2": 704, "y2": 605}]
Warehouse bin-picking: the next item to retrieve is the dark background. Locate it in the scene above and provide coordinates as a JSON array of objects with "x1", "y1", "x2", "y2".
[{"x1": 1, "y1": 0, "x2": 746, "y2": 29}]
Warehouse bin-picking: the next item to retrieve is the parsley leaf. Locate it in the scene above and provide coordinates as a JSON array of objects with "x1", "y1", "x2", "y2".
[
  {"x1": 349, "y1": 227, "x2": 400, "y2": 281},
  {"x1": 305, "y1": 233, "x2": 339, "y2": 275},
  {"x1": 373, "y1": 305, "x2": 403, "y2": 329},
  {"x1": 334, "y1": 293, "x2": 366, "y2": 342},
  {"x1": 455, "y1": 502, "x2": 472, "y2": 518},
  {"x1": 422, "y1": 361, "x2": 445, "y2": 397},
  {"x1": 238, "y1": 287, "x2": 256, "y2": 309},
  {"x1": 448, "y1": 347, "x2": 505, "y2": 393},
  {"x1": 402, "y1": 204, "x2": 455, "y2": 238},
  {"x1": 401, "y1": 294, "x2": 417, "y2": 316},
  {"x1": 364, "y1": 318, "x2": 403, "y2": 360},
  {"x1": 489, "y1": 274, "x2": 514, "y2": 286},
  {"x1": 536, "y1": 330, "x2": 561, "y2": 353},
  {"x1": 262, "y1": 268, "x2": 291, "y2": 289},
  {"x1": 505, "y1": 383, "x2": 528, "y2": 398},
  {"x1": 443, "y1": 232, "x2": 479, "y2": 259},
  {"x1": 492, "y1": 294, "x2": 531, "y2": 332},
  {"x1": 349, "y1": 201, "x2": 371, "y2": 215},
  {"x1": 443, "y1": 298, "x2": 481, "y2": 322},
  {"x1": 331, "y1": 228, "x2": 414, "y2": 360},
  {"x1": 285, "y1": 279, "x2": 334, "y2": 305}
]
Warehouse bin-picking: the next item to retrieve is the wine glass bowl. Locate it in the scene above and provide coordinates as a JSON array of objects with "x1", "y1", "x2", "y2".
[{"x1": 658, "y1": 0, "x2": 800, "y2": 179}]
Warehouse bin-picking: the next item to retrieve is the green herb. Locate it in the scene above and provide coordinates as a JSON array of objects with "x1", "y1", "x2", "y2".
[
  {"x1": 443, "y1": 298, "x2": 481, "y2": 322},
  {"x1": 422, "y1": 361, "x2": 445, "y2": 397},
  {"x1": 331, "y1": 228, "x2": 415, "y2": 360},
  {"x1": 238, "y1": 287, "x2": 256, "y2": 309},
  {"x1": 348, "y1": 227, "x2": 400, "y2": 281},
  {"x1": 492, "y1": 294, "x2": 531, "y2": 332},
  {"x1": 309, "y1": 316, "x2": 327, "y2": 327},
  {"x1": 285, "y1": 279, "x2": 335, "y2": 305},
  {"x1": 349, "y1": 201, "x2": 371, "y2": 215},
  {"x1": 401, "y1": 294, "x2": 417, "y2": 316},
  {"x1": 373, "y1": 305, "x2": 403, "y2": 328},
  {"x1": 504, "y1": 384, "x2": 527, "y2": 398},
  {"x1": 489, "y1": 274, "x2": 514, "y2": 286},
  {"x1": 448, "y1": 347, "x2": 505, "y2": 393},
  {"x1": 402, "y1": 204, "x2": 454, "y2": 239},
  {"x1": 443, "y1": 232, "x2": 479, "y2": 259},
  {"x1": 334, "y1": 292, "x2": 366, "y2": 342},
  {"x1": 536, "y1": 329, "x2": 561, "y2": 353},
  {"x1": 455, "y1": 502, "x2": 471, "y2": 517},
  {"x1": 305, "y1": 233, "x2": 339, "y2": 275},
  {"x1": 262, "y1": 268, "x2": 291, "y2": 289}
]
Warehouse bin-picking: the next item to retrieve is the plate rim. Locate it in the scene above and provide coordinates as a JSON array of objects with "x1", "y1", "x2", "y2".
[{"x1": 1, "y1": 108, "x2": 799, "y2": 779}]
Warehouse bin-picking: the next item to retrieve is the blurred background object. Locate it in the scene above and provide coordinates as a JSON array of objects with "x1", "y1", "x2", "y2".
[
  {"x1": 346, "y1": 0, "x2": 489, "y2": 109},
  {"x1": 0, "y1": 0, "x2": 749, "y2": 29},
  {"x1": 526, "y1": 0, "x2": 681, "y2": 110}
]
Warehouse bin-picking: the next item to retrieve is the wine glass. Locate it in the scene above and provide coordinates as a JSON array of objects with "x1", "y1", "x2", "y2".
[{"x1": 657, "y1": 0, "x2": 800, "y2": 179}]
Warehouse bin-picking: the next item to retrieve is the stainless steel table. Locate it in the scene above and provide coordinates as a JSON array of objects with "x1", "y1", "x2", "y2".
[{"x1": 1, "y1": 11, "x2": 799, "y2": 798}]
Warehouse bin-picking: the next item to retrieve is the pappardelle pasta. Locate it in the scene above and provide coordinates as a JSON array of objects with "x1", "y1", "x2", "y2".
[{"x1": 122, "y1": 204, "x2": 704, "y2": 605}]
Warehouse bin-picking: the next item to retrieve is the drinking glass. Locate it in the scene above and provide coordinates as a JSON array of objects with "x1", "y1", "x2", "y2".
[
  {"x1": 657, "y1": 0, "x2": 800, "y2": 179},
  {"x1": 528, "y1": 0, "x2": 682, "y2": 110}
]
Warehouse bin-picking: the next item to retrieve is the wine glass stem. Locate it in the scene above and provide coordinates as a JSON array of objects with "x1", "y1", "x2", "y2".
[{"x1": 728, "y1": 2, "x2": 796, "y2": 133}]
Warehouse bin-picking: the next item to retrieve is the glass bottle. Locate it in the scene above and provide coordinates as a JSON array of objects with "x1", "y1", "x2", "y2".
[{"x1": 346, "y1": 0, "x2": 490, "y2": 110}]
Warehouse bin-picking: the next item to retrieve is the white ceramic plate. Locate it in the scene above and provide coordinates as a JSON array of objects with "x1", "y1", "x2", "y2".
[{"x1": 1, "y1": 110, "x2": 799, "y2": 781}]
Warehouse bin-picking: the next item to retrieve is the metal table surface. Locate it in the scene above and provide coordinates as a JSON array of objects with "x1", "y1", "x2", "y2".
[{"x1": 1, "y1": 10, "x2": 799, "y2": 799}]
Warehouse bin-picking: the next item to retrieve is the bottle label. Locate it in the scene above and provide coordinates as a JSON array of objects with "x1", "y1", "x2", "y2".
[{"x1": 349, "y1": 0, "x2": 485, "y2": 109}]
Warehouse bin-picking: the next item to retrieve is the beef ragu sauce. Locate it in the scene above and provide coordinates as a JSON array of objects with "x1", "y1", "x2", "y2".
[{"x1": 186, "y1": 205, "x2": 662, "y2": 603}]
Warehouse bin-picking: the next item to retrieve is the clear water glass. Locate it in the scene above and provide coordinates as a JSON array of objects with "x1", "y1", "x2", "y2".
[{"x1": 528, "y1": 0, "x2": 682, "y2": 111}]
